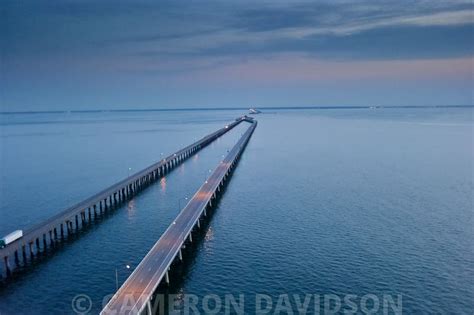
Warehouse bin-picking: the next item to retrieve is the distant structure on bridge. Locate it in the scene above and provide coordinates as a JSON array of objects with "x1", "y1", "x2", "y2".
[{"x1": 249, "y1": 108, "x2": 262, "y2": 114}]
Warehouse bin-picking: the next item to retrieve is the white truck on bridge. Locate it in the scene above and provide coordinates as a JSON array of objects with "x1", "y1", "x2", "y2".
[{"x1": 0, "y1": 230, "x2": 23, "y2": 248}]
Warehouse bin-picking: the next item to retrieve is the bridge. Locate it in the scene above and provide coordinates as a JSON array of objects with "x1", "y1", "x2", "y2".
[
  {"x1": 101, "y1": 118, "x2": 257, "y2": 315},
  {"x1": 0, "y1": 116, "x2": 252, "y2": 278}
]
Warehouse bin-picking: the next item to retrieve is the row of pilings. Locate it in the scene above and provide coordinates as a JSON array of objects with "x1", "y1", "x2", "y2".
[
  {"x1": 1, "y1": 119, "x2": 243, "y2": 281},
  {"x1": 1, "y1": 147, "x2": 195, "y2": 280}
]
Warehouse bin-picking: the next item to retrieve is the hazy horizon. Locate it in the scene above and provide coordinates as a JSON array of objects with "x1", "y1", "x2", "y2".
[{"x1": 1, "y1": 104, "x2": 473, "y2": 115}]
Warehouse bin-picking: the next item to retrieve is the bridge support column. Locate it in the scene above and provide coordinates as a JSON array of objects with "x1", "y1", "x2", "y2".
[
  {"x1": 165, "y1": 271, "x2": 170, "y2": 285},
  {"x1": 189, "y1": 233, "x2": 192, "y2": 243},
  {"x1": 35, "y1": 238, "x2": 40, "y2": 252},
  {"x1": 49, "y1": 230, "x2": 54, "y2": 245},
  {"x1": 54, "y1": 228, "x2": 58, "y2": 240},
  {"x1": 61, "y1": 223, "x2": 64, "y2": 237},
  {"x1": 14, "y1": 250, "x2": 19, "y2": 266},
  {"x1": 75, "y1": 215, "x2": 79, "y2": 229},
  {"x1": 88, "y1": 208, "x2": 91, "y2": 220},
  {"x1": 43, "y1": 234, "x2": 47, "y2": 249},
  {"x1": 4, "y1": 256, "x2": 11, "y2": 276},
  {"x1": 94, "y1": 205, "x2": 97, "y2": 217},
  {"x1": 22, "y1": 245, "x2": 27, "y2": 263},
  {"x1": 179, "y1": 249, "x2": 183, "y2": 261},
  {"x1": 197, "y1": 219, "x2": 200, "y2": 228},
  {"x1": 29, "y1": 242, "x2": 34, "y2": 258},
  {"x1": 147, "y1": 300, "x2": 152, "y2": 315}
]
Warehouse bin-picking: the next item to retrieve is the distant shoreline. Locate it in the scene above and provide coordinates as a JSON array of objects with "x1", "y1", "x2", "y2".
[{"x1": 1, "y1": 105, "x2": 472, "y2": 115}]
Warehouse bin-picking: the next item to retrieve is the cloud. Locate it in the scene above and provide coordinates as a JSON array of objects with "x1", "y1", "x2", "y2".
[
  {"x1": 1, "y1": 1, "x2": 473, "y2": 91},
  {"x1": 183, "y1": 24, "x2": 472, "y2": 61},
  {"x1": 3, "y1": 0, "x2": 473, "y2": 62},
  {"x1": 114, "y1": 1, "x2": 474, "y2": 62}
]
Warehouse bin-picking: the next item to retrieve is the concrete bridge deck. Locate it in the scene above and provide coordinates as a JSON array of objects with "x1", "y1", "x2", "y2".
[
  {"x1": 101, "y1": 119, "x2": 257, "y2": 315},
  {"x1": 0, "y1": 116, "x2": 251, "y2": 278}
]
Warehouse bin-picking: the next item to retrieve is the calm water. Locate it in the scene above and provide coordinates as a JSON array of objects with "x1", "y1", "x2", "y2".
[{"x1": 0, "y1": 108, "x2": 472, "y2": 314}]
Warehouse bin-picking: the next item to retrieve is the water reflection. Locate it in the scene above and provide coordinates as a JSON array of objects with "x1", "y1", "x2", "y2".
[
  {"x1": 160, "y1": 177, "x2": 167, "y2": 191},
  {"x1": 204, "y1": 227, "x2": 214, "y2": 242},
  {"x1": 179, "y1": 163, "x2": 185, "y2": 174},
  {"x1": 127, "y1": 200, "x2": 136, "y2": 217}
]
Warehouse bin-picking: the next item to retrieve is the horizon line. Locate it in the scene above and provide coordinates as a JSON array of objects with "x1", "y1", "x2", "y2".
[{"x1": 0, "y1": 104, "x2": 472, "y2": 115}]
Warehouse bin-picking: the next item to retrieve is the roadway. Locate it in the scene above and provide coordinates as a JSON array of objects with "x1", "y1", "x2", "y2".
[{"x1": 101, "y1": 119, "x2": 257, "y2": 315}]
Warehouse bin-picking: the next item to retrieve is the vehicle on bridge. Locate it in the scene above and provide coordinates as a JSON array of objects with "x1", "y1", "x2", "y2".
[{"x1": 0, "y1": 230, "x2": 23, "y2": 248}]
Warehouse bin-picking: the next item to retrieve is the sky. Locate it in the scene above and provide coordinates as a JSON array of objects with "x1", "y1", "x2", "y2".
[{"x1": 1, "y1": 0, "x2": 473, "y2": 111}]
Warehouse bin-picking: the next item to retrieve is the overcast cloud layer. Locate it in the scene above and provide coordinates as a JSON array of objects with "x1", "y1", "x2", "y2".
[{"x1": 1, "y1": 0, "x2": 473, "y2": 110}]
